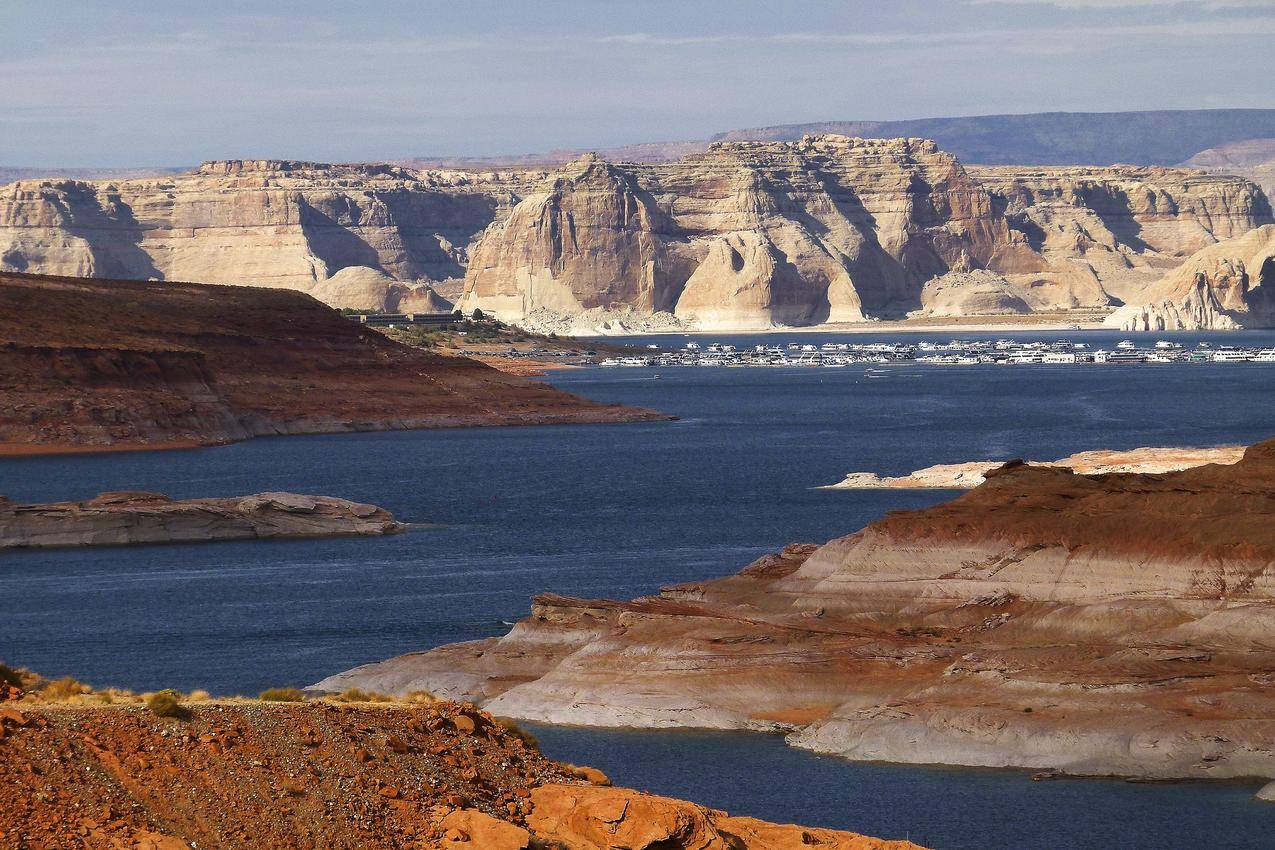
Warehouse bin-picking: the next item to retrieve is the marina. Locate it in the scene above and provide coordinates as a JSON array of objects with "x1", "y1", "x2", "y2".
[{"x1": 598, "y1": 338, "x2": 1275, "y2": 368}]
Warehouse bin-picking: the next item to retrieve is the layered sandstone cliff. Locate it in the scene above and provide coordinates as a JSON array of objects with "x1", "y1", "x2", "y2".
[
  {"x1": 0, "y1": 694, "x2": 920, "y2": 849},
  {"x1": 0, "y1": 491, "x2": 403, "y2": 548},
  {"x1": 322, "y1": 440, "x2": 1275, "y2": 782},
  {"x1": 0, "y1": 160, "x2": 536, "y2": 310},
  {"x1": 0, "y1": 272, "x2": 663, "y2": 454},
  {"x1": 3, "y1": 144, "x2": 1270, "y2": 329},
  {"x1": 1106, "y1": 224, "x2": 1275, "y2": 330},
  {"x1": 459, "y1": 138, "x2": 1272, "y2": 331},
  {"x1": 970, "y1": 165, "x2": 1272, "y2": 306}
]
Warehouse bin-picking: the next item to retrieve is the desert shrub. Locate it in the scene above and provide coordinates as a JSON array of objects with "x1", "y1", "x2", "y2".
[
  {"x1": 40, "y1": 676, "x2": 91, "y2": 701},
  {"x1": 259, "y1": 687, "x2": 306, "y2": 702},
  {"x1": 188, "y1": 689, "x2": 211, "y2": 702},
  {"x1": 146, "y1": 689, "x2": 186, "y2": 718},
  {"x1": 400, "y1": 690, "x2": 438, "y2": 705},
  {"x1": 494, "y1": 716, "x2": 540, "y2": 751},
  {"x1": 335, "y1": 687, "x2": 394, "y2": 703}
]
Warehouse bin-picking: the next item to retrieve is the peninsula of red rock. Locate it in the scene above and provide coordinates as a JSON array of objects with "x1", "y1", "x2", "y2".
[
  {"x1": 0, "y1": 272, "x2": 663, "y2": 455},
  {"x1": 321, "y1": 439, "x2": 1275, "y2": 786},
  {"x1": 4, "y1": 135, "x2": 1274, "y2": 332}
]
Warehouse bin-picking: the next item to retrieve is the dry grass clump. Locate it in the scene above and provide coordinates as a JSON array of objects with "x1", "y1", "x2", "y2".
[
  {"x1": 40, "y1": 676, "x2": 92, "y2": 701},
  {"x1": 334, "y1": 687, "x2": 395, "y2": 703},
  {"x1": 400, "y1": 690, "x2": 439, "y2": 705},
  {"x1": 146, "y1": 689, "x2": 187, "y2": 718},
  {"x1": 493, "y1": 716, "x2": 540, "y2": 750},
  {"x1": 259, "y1": 687, "x2": 307, "y2": 702}
]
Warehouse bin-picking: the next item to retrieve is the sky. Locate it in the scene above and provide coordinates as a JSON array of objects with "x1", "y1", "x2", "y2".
[{"x1": 4, "y1": 0, "x2": 1275, "y2": 166}]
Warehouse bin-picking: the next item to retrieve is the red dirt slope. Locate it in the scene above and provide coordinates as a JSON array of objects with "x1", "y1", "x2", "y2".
[{"x1": 0, "y1": 272, "x2": 665, "y2": 454}]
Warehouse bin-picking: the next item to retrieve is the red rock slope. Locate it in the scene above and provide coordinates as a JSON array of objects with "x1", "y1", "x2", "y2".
[
  {"x1": 0, "y1": 272, "x2": 664, "y2": 454},
  {"x1": 0, "y1": 698, "x2": 920, "y2": 850}
]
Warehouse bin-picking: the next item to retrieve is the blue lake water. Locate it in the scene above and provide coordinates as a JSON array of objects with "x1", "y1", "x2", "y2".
[{"x1": 3, "y1": 329, "x2": 1275, "y2": 848}]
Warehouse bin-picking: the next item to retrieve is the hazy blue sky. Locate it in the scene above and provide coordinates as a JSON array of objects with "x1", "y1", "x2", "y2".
[{"x1": 4, "y1": 0, "x2": 1275, "y2": 166}]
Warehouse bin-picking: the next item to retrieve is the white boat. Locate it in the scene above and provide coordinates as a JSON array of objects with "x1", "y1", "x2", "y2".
[{"x1": 1212, "y1": 347, "x2": 1253, "y2": 362}]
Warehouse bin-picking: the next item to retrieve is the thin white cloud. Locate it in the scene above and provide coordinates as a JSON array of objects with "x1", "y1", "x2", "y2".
[
  {"x1": 601, "y1": 15, "x2": 1275, "y2": 49},
  {"x1": 968, "y1": 0, "x2": 1274, "y2": 8}
]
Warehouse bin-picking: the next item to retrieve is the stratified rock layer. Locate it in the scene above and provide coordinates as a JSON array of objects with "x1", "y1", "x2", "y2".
[
  {"x1": 462, "y1": 139, "x2": 1271, "y2": 330},
  {"x1": 0, "y1": 700, "x2": 919, "y2": 849},
  {"x1": 0, "y1": 160, "x2": 536, "y2": 310},
  {"x1": 0, "y1": 272, "x2": 664, "y2": 453},
  {"x1": 827, "y1": 444, "x2": 1245, "y2": 489},
  {"x1": 3, "y1": 145, "x2": 1269, "y2": 328},
  {"x1": 1106, "y1": 224, "x2": 1275, "y2": 330},
  {"x1": 323, "y1": 439, "x2": 1275, "y2": 780},
  {"x1": 0, "y1": 491, "x2": 403, "y2": 548}
]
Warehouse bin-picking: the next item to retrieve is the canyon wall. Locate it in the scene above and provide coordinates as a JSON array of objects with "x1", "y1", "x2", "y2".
[
  {"x1": 2, "y1": 143, "x2": 1271, "y2": 328},
  {"x1": 459, "y1": 137, "x2": 1273, "y2": 331},
  {"x1": 0, "y1": 160, "x2": 538, "y2": 311}
]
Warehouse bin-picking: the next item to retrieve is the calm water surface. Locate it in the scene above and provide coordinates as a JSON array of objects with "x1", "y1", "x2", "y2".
[{"x1": 3, "y1": 330, "x2": 1274, "y2": 849}]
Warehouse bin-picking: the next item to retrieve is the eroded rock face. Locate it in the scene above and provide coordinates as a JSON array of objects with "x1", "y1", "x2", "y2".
[
  {"x1": 462, "y1": 136, "x2": 1041, "y2": 329},
  {"x1": 1106, "y1": 224, "x2": 1275, "y2": 330},
  {"x1": 0, "y1": 491, "x2": 404, "y2": 548},
  {"x1": 0, "y1": 160, "x2": 534, "y2": 309},
  {"x1": 460, "y1": 138, "x2": 1272, "y2": 330},
  {"x1": 972, "y1": 165, "x2": 1273, "y2": 306},
  {"x1": 323, "y1": 439, "x2": 1275, "y2": 780},
  {"x1": 3, "y1": 146, "x2": 1269, "y2": 327}
]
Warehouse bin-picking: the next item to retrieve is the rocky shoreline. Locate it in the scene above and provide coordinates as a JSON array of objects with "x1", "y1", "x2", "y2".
[
  {"x1": 826, "y1": 444, "x2": 1245, "y2": 489},
  {"x1": 0, "y1": 491, "x2": 404, "y2": 549},
  {"x1": 319, "y1": 440, "x2": 1275, "y2": 791}
]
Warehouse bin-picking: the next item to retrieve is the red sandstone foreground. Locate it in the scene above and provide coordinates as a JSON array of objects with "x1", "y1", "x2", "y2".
[
  {"x1": 0, "y1": 272, "x2": 665, "y2": 454},
  {"x1": 0, "y1": 689, "x2": 919, "y2": 849},
  {"x1": 321, "y1": 440, "x2": 1275, "y2": 793}
]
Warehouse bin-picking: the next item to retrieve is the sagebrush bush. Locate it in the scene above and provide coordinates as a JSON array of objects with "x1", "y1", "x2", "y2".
[
  {"x1": 146, "y1": 690, "x2": 186, "y2": 718},
  {"x1": 259, "y1": 687, "x2": 306, "y2": 702}
]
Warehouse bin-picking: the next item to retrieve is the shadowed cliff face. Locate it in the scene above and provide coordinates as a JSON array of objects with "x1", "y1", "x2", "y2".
[
  {"x1": 321, "y1": 438, "x2": 1275, "y2": 781},
  {"x1": 0, "y1": 271, "x2": 665, "y2": 453}
]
